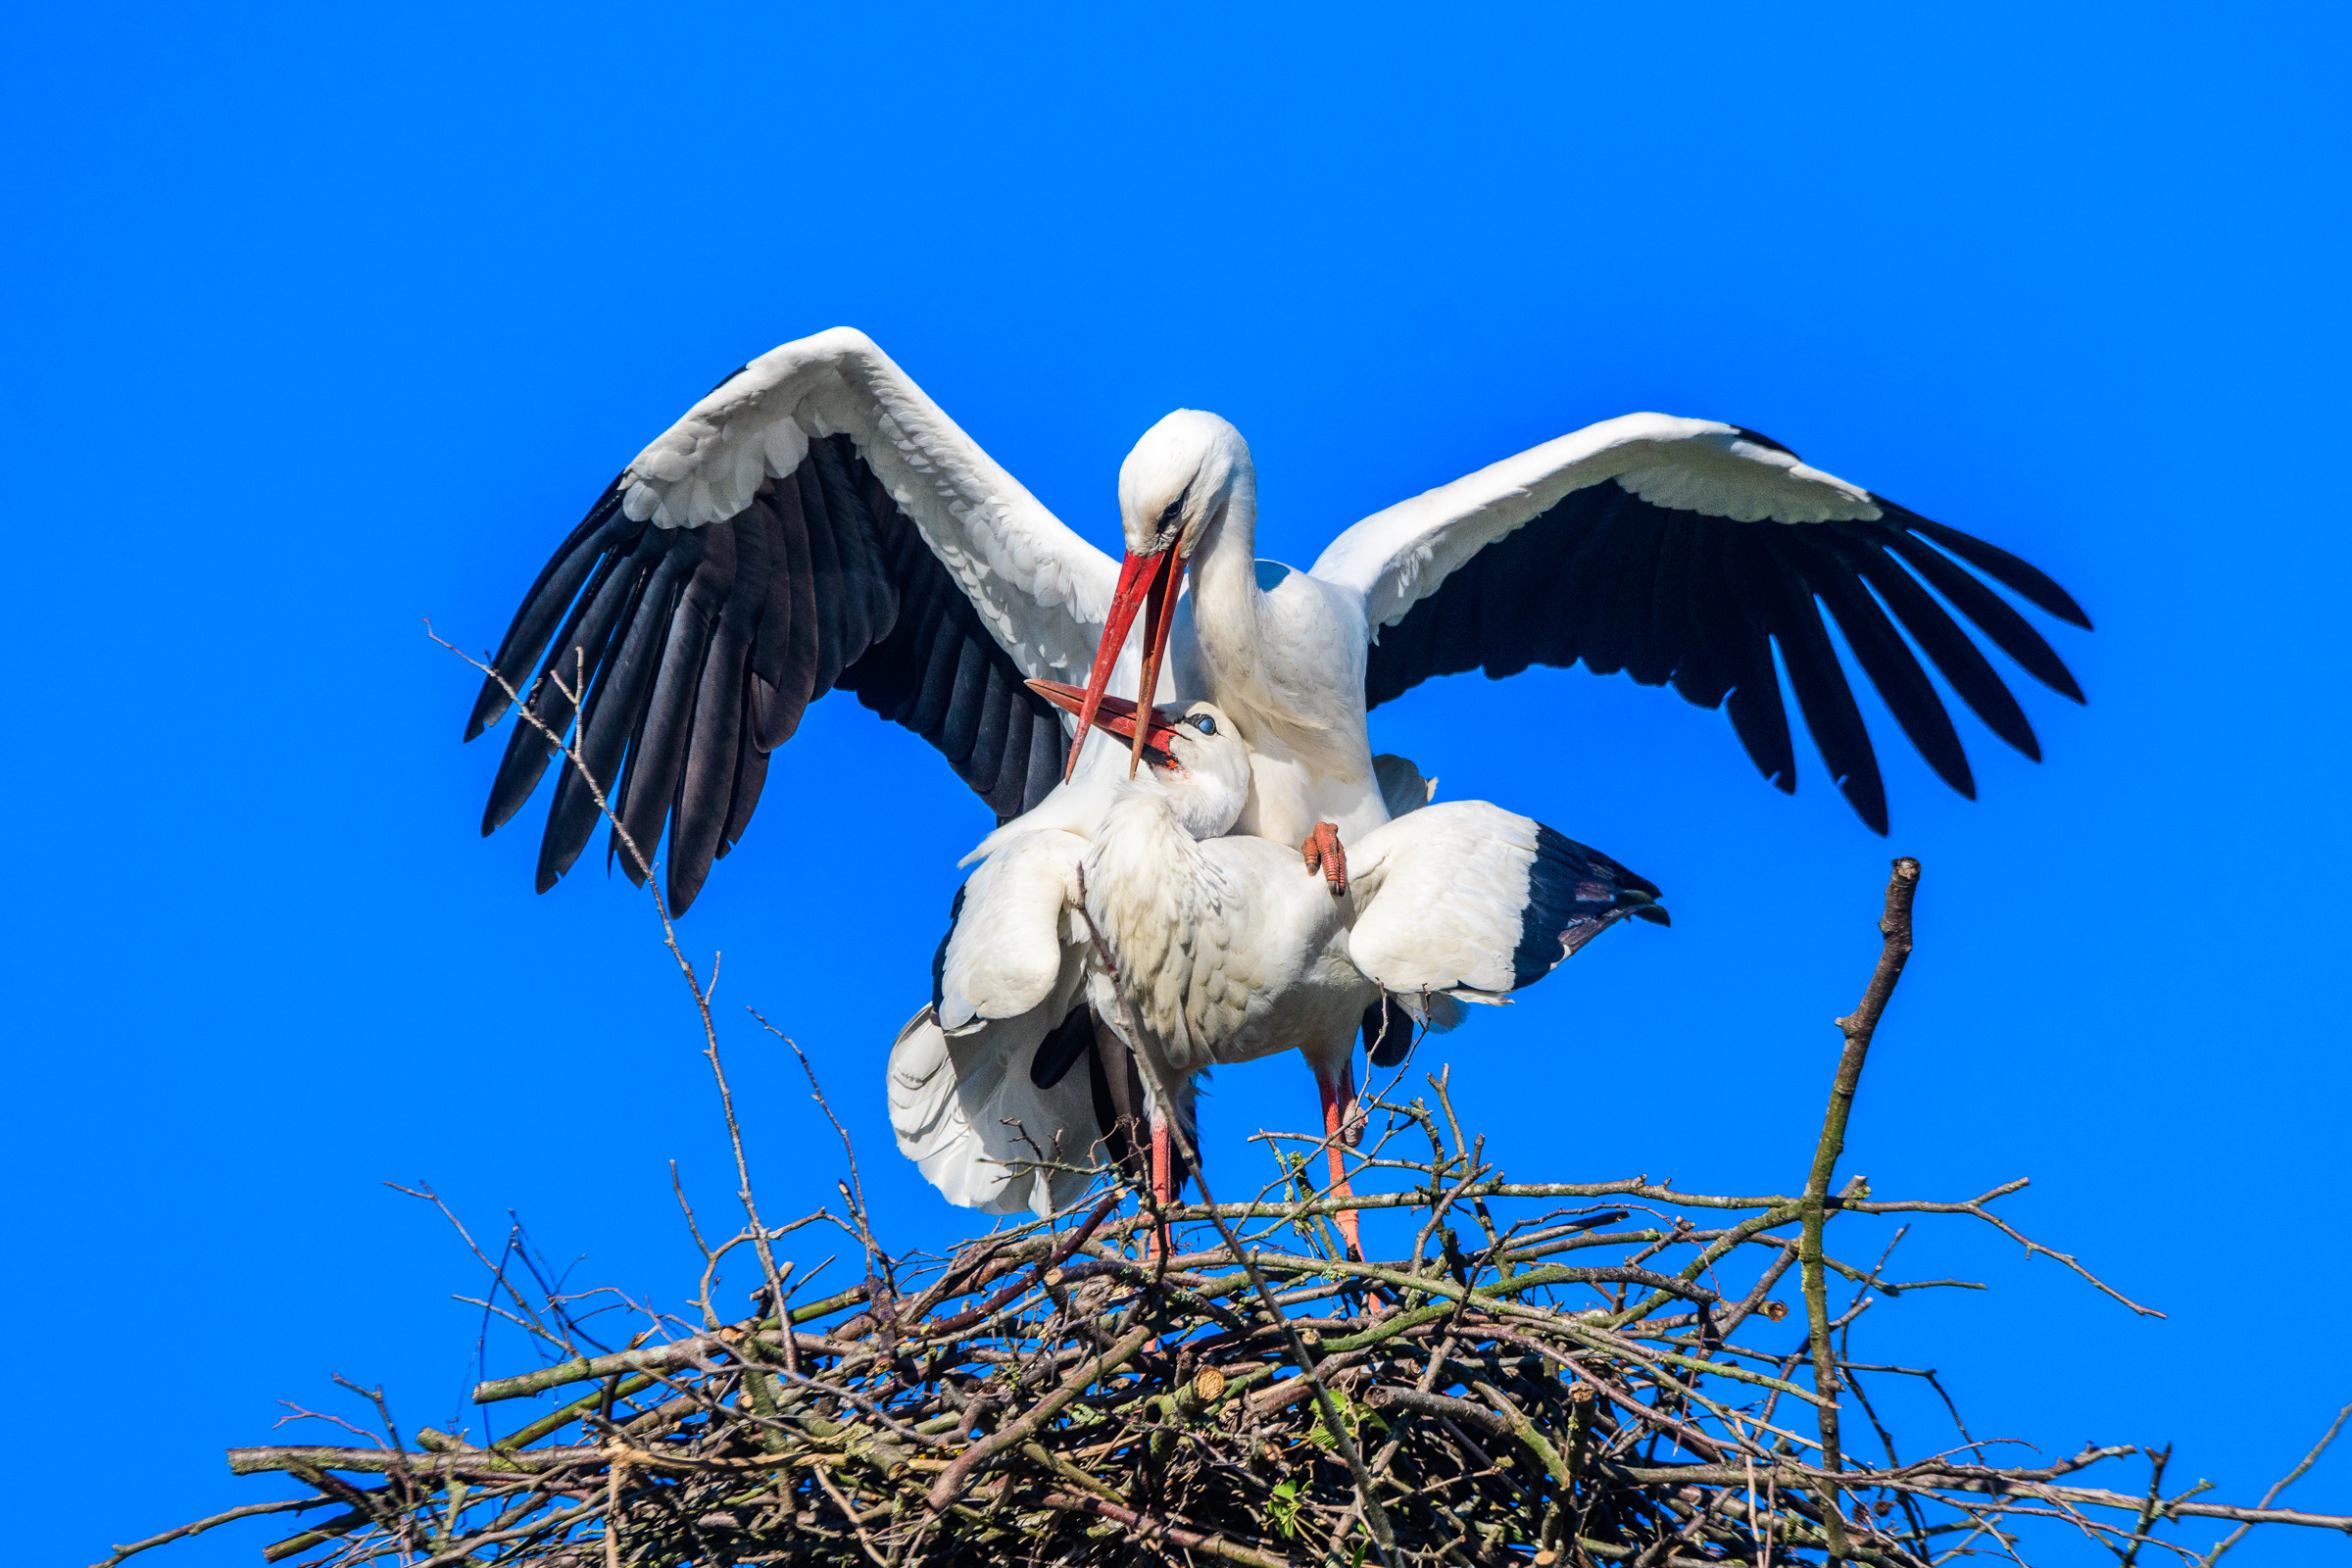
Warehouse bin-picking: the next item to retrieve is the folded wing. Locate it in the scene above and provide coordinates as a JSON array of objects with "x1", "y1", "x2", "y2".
[
  {"x1": 1348, "y1": 801, "x2": 1665, "y2": 1001},
  {"x1": 932, "y1": 830, "x2": 1084, "y2": 1032}
]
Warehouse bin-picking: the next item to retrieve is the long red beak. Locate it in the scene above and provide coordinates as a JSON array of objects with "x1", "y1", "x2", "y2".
[
  {"x1": 1065, "y1": 545, "x2": 1186, "y2": 780},
  {"x1": 1030, "y1": 679, "x2": 1183, "y2": 766}
]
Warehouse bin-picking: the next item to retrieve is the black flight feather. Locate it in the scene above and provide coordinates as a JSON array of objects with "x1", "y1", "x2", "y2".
[
  {"x1": 1902, "y1": 511, "x2": 2091, "y2": 628},
  {"x1": 1509, "y1": 826, "x2": 1666, "y2": 989},
  {"x1": 466, "y1": 484, "x2": 632, "y2": 741},
  {"x1": 1881, "y1": 531, "x2": 2085, "y2": 702},
  {"x1": 1030, "y1": 1004, "x2": 1095, "y2": 1091},
  {"x1": 1761, "y1": 531, "x2": 1887, "y2": 832},
  {"x1": 476, "y1": 426, "x2": 1071, "y2": 912},
  {"x1": 532, "y1": 548, "x2": 662, "y2": 887},
  {"x1": 1806, "y1": 549, "x2": 1975, "y2": 799},
  {"x1": 1845, "y1": 538, "x2": 2041, "y2": 760},
  {"x1": 539, "y1": 545, "x2": 684, "y2": 884},
  {"x1": 618, "y1": 538, "x2": 728, "y2": 883},
  {"x1": 1362, "y1": 463, "x2": 2088, "y2": 830},
  {"x1": 1718, "y1": 527, "x2": 1798, "y2": 794}
]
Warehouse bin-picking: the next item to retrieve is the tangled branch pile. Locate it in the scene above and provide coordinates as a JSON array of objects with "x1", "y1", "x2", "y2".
[{"x1": 105, "y1": 861, "x2": 2351, "y2": 1568}]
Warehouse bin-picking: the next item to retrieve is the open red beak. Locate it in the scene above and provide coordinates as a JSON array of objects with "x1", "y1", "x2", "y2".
[
  {"x1": 1030, "y1": 679, "x2": 1183, "y2": 767},
  {"x1": 1064, "y1": 545, "x2": 1186, "y2": 780}
]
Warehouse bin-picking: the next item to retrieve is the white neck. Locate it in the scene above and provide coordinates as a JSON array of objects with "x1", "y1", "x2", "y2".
[
  {"x1": 1169, "y1": 470, "x2": 1388, "y2": 845},
  {"x1": 1185, "y1": 467, "x2": 1266, "y2": 695}
]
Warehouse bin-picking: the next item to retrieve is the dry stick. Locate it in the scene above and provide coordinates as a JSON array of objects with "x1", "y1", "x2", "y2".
[
  {"x1": 424, "y1": 628, "x2": 813, "y2": 1534},
  {"x1": 411, "y1": 1494, "x2": 607, "y2": 1568},
  {"x1": 469, "y1": 1285, "x2": 869, "y2": 1404},
  {"x1": 1043, "y1": 1491, "x2": 1296, "y2": 1568},
  {"x1": 603, "y1": 1450, "x2": 627, "y2": 1568},
  {"x1": 1072, "y1": 876, "x2": 1398, "y2": 1566},
  {"x1": 428, "y1": 626, "x2": 795, "y2": 1324},
  {"x1": 1801, "y1": 856, "x2": 1920, "y2": 1563},
  {"x1": 219, "y1": 1194, "x2": 2352, "y2": 1564},
  {"x1": 2117, "y1": 1444, "x2": 2170, "y2": 1568},
  {"x1": 89, "y1": 1497, "x2": 332, "y2": 1568},
  {"x1": 2203, "y1": 1402, "x2": 2352, "y2": 1565},
  {"x1": 924, "y1": 1318, "x2": 1160, "y2": 1508},
  {"x1": 753, "y1": 1010, "x2": 884, "y2": 1276},
  {"x1": 192, "y1": 656, "x2": 2349, "y2": 1564},
  {"x1": 919, "y1": 1195, "x2": 1123, "y2": 1340}
]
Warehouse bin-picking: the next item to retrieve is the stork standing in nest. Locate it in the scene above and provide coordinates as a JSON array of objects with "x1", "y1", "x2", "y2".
[
  {"x1": 462, "y1": 327, "x2": 2089, "y2": 1215},
  {"x1": 891, "y1": 689, "x2": 1666, "y2": 1256}
]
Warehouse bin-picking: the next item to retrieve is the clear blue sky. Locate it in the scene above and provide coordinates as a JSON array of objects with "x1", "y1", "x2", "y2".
[{"x1": 6, "y1": 4, "x2": 2346, "y2": 1562}]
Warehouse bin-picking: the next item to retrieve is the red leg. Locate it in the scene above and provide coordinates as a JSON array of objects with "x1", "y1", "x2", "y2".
[
  {"x1": 1147, "y1": 1109, "x2": 1174, "y2": 1259},
  {"x1": 1299, "y1": 821, "x2": 1349, "y2": 896},
  {"x1": 1317, "y1": 1062, "x2": 1366, "y2": 1261}
]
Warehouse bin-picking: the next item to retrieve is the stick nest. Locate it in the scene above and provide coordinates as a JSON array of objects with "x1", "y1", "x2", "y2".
[{"x1": 106, "y1": 861, "x2": 2350, "y2": 1568}]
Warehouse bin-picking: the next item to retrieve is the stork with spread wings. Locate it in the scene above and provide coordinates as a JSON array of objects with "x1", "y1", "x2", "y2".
[{"x1": 466, "y1": 326, "x2": 2088, "y2": 915}]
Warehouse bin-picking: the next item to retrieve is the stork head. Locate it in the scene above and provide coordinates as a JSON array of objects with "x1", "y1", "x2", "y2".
[
  {"x1": 1137, "y1": 701, "x2": 1252, "y2": 840},
  {"x1": 1028, "y1": 683, "x2": 1251, "y2": 840},
  {"x1": 1116, "y1": 410, "x2": 1252, "y2": 561},
  {"x1": 1063, "y1": 411, "x2": 1256, "y2": 783}
]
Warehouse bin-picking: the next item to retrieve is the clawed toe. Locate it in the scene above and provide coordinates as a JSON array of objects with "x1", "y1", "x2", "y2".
[{"x1": 1300, "y1": 821, "x2": 1349, "y2": 895}]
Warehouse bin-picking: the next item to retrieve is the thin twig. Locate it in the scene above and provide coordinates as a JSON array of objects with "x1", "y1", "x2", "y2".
[{"x1": 1801, "y1": 857, "x2": 1920, "y2": 1560}]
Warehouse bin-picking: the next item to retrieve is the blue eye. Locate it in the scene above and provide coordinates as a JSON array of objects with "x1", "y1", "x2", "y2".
[{"x1": 1188, "y1": 713, "x2": 1216, "y2": 736}]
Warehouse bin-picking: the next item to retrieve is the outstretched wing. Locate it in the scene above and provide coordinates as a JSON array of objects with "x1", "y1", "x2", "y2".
[
  {"x1": 1310, "y1": 415, "x2": 2091, "y2": 832},
  {"x1": 466, "y1": 328, "x2": 1120, "y2": 911}
]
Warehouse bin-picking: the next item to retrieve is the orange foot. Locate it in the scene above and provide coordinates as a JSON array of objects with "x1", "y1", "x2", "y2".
[
  {"x1": 1301, "y1": 821, "x2": 1348, "y2": 896},
  {"x1": 1146, "y1": 1110, "x2": 1175, "y2": 1261},
  {"x1": 1318, "y1": 1061, "x2": 1372, "y2": 1267}
]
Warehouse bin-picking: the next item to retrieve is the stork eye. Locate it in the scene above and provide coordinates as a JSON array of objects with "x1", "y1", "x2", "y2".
[
  {"x1": 1186, "y1": 712, "x2": 1216, "y2": 736},
  {"x1": 1157, "y1": 483, "x2": 1192, "y2": 535}
]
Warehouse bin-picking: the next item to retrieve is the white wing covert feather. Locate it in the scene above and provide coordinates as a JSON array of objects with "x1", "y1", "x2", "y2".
[
  {"x1": 1348, "y1": 801, "x2": 1664, "y2": 1001},
  {"x1": 468, "y1": 327, "x2": 1126, "y2": 915},
  {"x1": 935, "y1": 830, "x2": 1085, "y2": 1031},
  {"x1": 621, "y1": 327, "x2": 1117, "y2": 682},
  {"x1": 1310, "y1": 414, "x2": 1880, "y2": 634},
  {"x1": 1307, "y1": 414, "x2": 2093, "y2": 836}
]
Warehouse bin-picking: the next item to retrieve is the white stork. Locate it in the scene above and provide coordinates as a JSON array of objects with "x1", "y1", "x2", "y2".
[
  {"x1": 1063, "y1": 407, "x2": 2092, "y2": 874},
  {"x1": 466, "y1": 326, "x2": 2089, "y2": 917},
  {"x1": 888, "y1": 692, "x2": 1665, "y2": 1253},
  {"x1": 464, "y1": 326, "x2": 2088, "y2": 1217}
]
